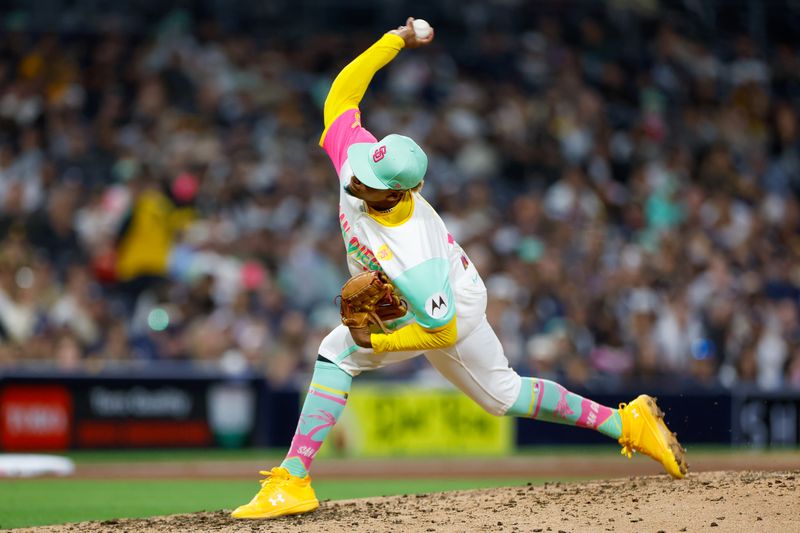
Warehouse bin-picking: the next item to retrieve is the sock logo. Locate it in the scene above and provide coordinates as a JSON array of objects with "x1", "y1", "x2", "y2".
[
  {"x1": 296, "y1": 446, "x2": 317, "y2": 459},
  {"x1": 555, "y1": 388, "x2": 575, "y2": 419},
  {"x1": 287, "y1": 409, "x2": 338, "y2": 470},
  {"x1": 429, "y1": 292, "x2": 448, "y2": 319},
  {"x1": 585, "y1": 401, "x2": 600, "y2": 428}
]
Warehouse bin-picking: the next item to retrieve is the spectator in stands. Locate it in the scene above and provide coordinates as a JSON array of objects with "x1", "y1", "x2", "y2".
[{"x1": 0, "y1": 5, "x2": 797, "y2": 392}]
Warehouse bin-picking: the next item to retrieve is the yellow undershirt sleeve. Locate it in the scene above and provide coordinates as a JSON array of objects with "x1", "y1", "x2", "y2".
[
  {"x1": 319, "y1": 33, "x2": 405, "y2": 145},
  {"x1": 371, "y1": 316, "x2": 458, "y2": 353}
]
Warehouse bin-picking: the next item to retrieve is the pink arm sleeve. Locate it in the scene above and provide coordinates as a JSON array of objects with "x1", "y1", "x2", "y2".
[{"x1": 321, "y1": 108, "x2": 377, "y2": 175}]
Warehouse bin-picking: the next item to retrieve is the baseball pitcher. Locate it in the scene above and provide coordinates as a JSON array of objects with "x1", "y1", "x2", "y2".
[{"x1": 232, "y1": 18, "x2": 688, "y2": 520}]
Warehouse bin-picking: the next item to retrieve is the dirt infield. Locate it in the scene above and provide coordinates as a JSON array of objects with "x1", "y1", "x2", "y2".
[{"x1": 14, "y1": 470, "x2": 799, "y2": 533}]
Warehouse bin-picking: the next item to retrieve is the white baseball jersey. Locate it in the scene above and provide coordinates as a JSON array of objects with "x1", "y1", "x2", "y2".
[
  {"x1": 319, "y1": 108, "x2": 519, "y2": 417},
  {"x1": 338, "y1": 162, "x2": 484, "y2": 330},
  {"x1": 325, "y1": 109, "x2": 485, "y2": 332}
]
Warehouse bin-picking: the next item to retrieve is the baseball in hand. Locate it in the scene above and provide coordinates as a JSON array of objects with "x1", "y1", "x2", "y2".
[{"x1": 412, "y1": 19, "x2": 432, "y2": 39}]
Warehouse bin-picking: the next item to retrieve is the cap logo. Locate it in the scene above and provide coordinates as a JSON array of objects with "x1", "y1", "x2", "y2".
[{"x1": 372, "y1": 145, "x2": 387, "y2": 162}]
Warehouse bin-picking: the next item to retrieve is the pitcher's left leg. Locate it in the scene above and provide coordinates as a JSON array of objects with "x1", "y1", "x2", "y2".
[
  {"x1": 426, "y1": 316, "x2": 687, "y2": 478},
  {"x1": 505, "y1": 377, "x2": 622, "y2": 439},
  {"x1": 505, "y1": 376, "x2": 686, "y2": 478}
]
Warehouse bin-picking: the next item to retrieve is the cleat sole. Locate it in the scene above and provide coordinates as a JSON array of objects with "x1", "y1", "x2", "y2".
[
  {"x1": 642, "y1": 395, "x2": 688, "y2": 478},
  {"x1": 232, "y1": 499, "x2": 319, "y2": 520}
]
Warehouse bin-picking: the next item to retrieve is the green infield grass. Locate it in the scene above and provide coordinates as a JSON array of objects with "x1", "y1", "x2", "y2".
[
  {"x1": 59, "y1": 444, "x2": 631, "y2": 463},
  {"x1": 0, "y1": 476, "x2": 554, "y2": 529},
  {"x1": 2, "y1": 444, "x2": 786, "y2": 529},
  {"x1": 57, "y1": 443, "x2": 763, "y2": 463}
]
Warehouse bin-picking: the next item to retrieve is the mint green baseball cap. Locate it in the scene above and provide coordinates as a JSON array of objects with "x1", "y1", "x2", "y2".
[{"x1": 347, "y1": 134, "x2": 428, "y2": 190}]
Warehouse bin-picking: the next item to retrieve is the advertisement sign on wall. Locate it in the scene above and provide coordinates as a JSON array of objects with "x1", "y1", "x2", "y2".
[
  {"x1": 72, "y1": 383, "x2": 212, "y2": 448},
  {"x1": 732, "y1": 391, "x2": 800, "y2": 447},
  {"x1": 0, "y1": 385, "x2": 72, "y2": 451},
  {"x1": 0, "y1": 376, "x2": 262, "y2": 451},
  {"x1": 321, "y1": 385, "x2": 512, "y2": 457},
  {"x1": 207, "y1": 383, "x2": 256, "y2": 448}
]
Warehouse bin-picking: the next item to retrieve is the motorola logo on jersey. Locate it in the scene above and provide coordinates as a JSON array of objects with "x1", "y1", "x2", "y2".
[{"x1": 429, "y1": 292, "x2": 448, "y2": 319}]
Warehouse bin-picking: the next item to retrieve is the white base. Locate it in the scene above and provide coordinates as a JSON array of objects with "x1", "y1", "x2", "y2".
[{"x1": 0, "y1": 454, "x2": 75, "y2": 477}]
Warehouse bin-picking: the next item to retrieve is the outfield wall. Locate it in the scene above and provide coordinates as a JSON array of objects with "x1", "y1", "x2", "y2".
[{"x1": 0, "y1": 372, "x2": 798, "y2": 452}]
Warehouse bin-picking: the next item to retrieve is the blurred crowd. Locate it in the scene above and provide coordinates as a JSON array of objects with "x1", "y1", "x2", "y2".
[{"x1": 0, "y1": 6, "x2": 799, "y2": 391}]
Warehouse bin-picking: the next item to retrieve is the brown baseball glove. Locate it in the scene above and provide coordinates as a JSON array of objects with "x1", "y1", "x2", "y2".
[{"x1": 339, "y1": 270, "x2": 407, "y2": 334}]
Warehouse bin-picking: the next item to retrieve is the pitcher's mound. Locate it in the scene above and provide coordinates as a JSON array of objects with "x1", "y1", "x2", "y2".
[{"x1": 14, "y1": 470, "x2": 799, "y2": 533}]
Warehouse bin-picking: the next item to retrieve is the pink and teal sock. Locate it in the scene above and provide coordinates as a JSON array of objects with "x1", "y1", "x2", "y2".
[
  {"x1": 506, "y1": 377, "x2": 622, "y2": 439},
  {"x1": 280, "y1": 360, "x2": 351, "y2": 478}
]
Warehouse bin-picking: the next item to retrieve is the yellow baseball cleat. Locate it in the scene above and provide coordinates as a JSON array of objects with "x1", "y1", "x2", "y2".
[
  {"x1": 231, "y1": 467, "x2": 319, "y2": 519},
  {"x1": 618, "y1": 394, "x2": 689, "y2": 479}
]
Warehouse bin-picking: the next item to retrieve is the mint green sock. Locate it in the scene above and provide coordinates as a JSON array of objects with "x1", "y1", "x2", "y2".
[
  {"x1": 281, "y1": 361, "x2": 352, "y2": 477},
  {"x1": 506, "y1": 377, "x2": 622, "y2": 440}
]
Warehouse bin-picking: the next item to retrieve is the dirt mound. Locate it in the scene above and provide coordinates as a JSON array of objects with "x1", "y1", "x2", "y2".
[{"x1": 14, "y1": 470, "x2": 799, "y2": 533}]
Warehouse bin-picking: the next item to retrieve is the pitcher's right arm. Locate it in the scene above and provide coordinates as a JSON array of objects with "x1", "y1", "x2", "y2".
[{"x1": 320, "y1": 18, "x2": 434, "y2": 175}]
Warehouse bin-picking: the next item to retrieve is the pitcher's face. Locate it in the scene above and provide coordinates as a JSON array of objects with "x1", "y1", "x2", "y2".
[{"x1": 345, "y1": 176, "x2": 405, "y2": 209}]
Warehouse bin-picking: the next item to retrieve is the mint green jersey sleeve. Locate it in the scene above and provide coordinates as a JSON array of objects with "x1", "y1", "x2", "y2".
[{"x1": 390, "y1": 257, "x2": 455, "y2": 329}]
